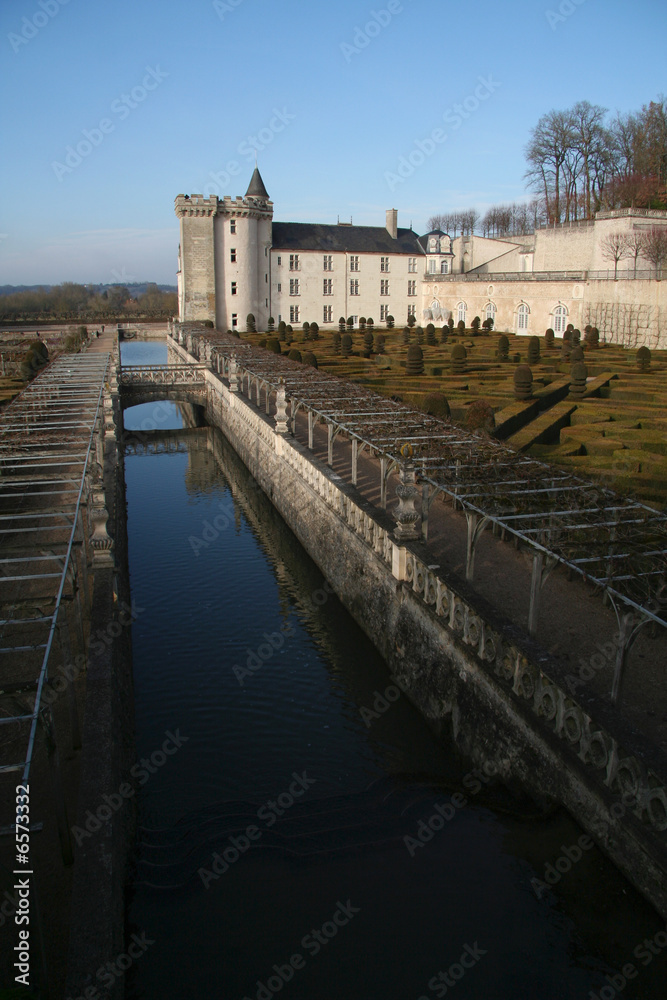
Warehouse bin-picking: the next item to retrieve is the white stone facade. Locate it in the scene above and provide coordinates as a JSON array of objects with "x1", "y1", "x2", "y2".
[{"x1": 175, "y1": 172, "x2": 667, "y2": 347}]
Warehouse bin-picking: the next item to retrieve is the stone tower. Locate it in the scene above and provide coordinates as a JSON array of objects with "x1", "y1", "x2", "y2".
[{"x1": 174, "y1": 168, "x2": 273, "y2": 332}]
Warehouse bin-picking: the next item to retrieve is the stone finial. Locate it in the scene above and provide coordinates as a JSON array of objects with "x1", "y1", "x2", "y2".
[{"x1": 394, "y1": 462, "x2": 421, "y2": 540}]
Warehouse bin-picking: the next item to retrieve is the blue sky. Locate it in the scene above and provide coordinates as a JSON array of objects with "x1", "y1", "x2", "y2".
[{"x1": 1, "y1": 0, "x2": 665, "y2": 285}]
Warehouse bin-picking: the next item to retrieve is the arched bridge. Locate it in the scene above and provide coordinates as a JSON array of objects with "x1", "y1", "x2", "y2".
[{"x1": 118, "y1": 364, "x2": 208, "y2": 410}]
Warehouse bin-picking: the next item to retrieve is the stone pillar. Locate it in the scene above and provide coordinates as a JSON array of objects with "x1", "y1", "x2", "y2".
[
  {"x1": 275, "y1": 381, "x2": 289, "y2": 435},
  {"x1": 228, "y1": 356, "x2": 240, "y2": 392},
  {"x1": 394, "y1": 463, "x2": 421, "y2": 540}
]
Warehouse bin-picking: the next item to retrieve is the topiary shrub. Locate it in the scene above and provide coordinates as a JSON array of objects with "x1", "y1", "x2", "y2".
[
  {"x1": 471, "y1": 316, "x2": 481, "y2": 335},
  {"x1": 407, "y1": 314, "x2": 416, "y2": 329},
  {"x1": 570, "y1": 345, "x2": 584, "y2": 363},
  {"x1": 637, "y1": 346, "x2": 651, "y2": 371},
  {"x1": 332, "y1": 331, "x2": 341, "y2": 355},
  {"x1": 366, "y1": 317, "x2": 374, "y2": 331},
  {"x1": 497, "y1": 334, "x2": 509, "y2": 361},
  {"x1": 406, "y1": 344, "x2": 424, "y2": 375},
  {"x1": 402, "y1": 326, "x2": 410, "y2": 345},
  {"x1": 341, "y1": 333, "x2": 352, "y2": 358},
  {"x1": 267, "y1": 316, "x2": 275, "y2": 332},
  {"x1": 386, "y1": 314, "x2": 394, "y2": 329},
  {"x1": 363, "y1": 331, "x2": 374, "y2": 357},
  {"x1": 278, "y1": 320, "x2": 287, "y2": 341},
  {"x1": 359, "y1": 317, "x2": 366, "y2": 331},
  {"x1": 375, "y1": 333, "x2": 385, "y2": 354},
  {"x1": 202, "y1": 319, "x2": 214, "y2": 328},
  {"x1": 309, "y1": 322, "x2": 319, "y2": 340},
  {"x1": 571, "y1": 328, "x2": 581, "y2": 346},
  {"x1": 339, "y1": 316, "x2": 346, "y2": 333},
  {"x1": 448, "y1": 315, "x2": 454, "y2": 333},
  {"x1": 569, "y1": 361, "x2": 588, "y2": 398},
  {"x1": 285, "y1": 324, "x2": 293, "y2": 344},
  {"x1": 416, "y1": 326, "x2": 424, "y2": 345},
  {"x1": 288, "y1": 348, "x2": 302, "y2": 363},
  {"x1": 265, "y1": 338, "x2": 281, "y2": 354},
  {"x1": 561, "y1": 340, "x2": 571, "y2": 362},
  {"x1": 423, "y1": 392, "x2": 450, "y2": 420},
  {"x1": 456, "y1": 320, "x2": 466, "y2": 335},
  {"x1": 28, "y1": 339, "x2": 49, "y2": 363},
  {"x1": 440, "y1": 326, "x2": 449, "y2": 344},
  {"x1": 544, "y1": 328, "x2": 555, "y2": 348},
  {"x1": 246, "y1": 313, "x2": 256, "y2": 333},
  {"x1": 466, "y1": 399, "x2": 495, "y2": 433},
  {"x1": 514, "y1": 364, "x2": 533, "y2": 400},
  {"x1": 302, "y1": 321, "x2": 310, "y2": 340},
  {"x1": 527, "y1": 336, "x2": 540, "y2": 365},
  {"x1": 482, "y1": 317, "x2": 494, "y2": 331},
  {"x1": 450, "y1": 343, "x2": 467, "y2": 374},
  {"x1": 584, "y1": 326, "x2": 599, "y2": 348},
  {"x1": 302, "y1": 351, "x2": 318, "y2": 368},
  {"x1": 426, "y1": 324, "x2": 436, "y2": 345},
  {"x1": 347, "y1": 316, "x2": 354, "y2": 330}
]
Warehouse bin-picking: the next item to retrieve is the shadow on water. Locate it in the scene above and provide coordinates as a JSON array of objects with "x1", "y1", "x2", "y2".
[{"x1": 120, "y1": 342, "x2": 667, "y2": 1000}]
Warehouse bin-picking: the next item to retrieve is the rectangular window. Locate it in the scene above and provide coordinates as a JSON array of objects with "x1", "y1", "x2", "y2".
[
  {"x1": 289, "y1": 254, "x2": 300, "y2": 271},
  {"x1": 231, "y1": 281, "x2": 237, "y2": 295},
  {"x1": 277, "y1": 283, "x2": 281, "y2": 292},
  {"x1": 350, "y1": 279, "x2": 359, "y2": 296},
  {"x1": 230, "y1": 220, "x2": 236, "y2": 234},
  {"x1": 265, "y1": 273, "x2": 268, "y2": 283},
  {"x1": 231, "y1": 248, "x2": 236, "y2": 262},
  {"x1": 407, "y1": 305, "x2": 416, "y2": 319},
  {"x1": 289, "y1": 279, "x2": 300, "y2": 295},
  {"x1": 408, "y1": 280, "x2": 416, "y2": 296},
  {"x1": 380, "y1": 257, "x2": 390, "y2": 272},
  {"x1": 380, "y1": 304, "x2": 389, "y2": 321},
  {"x1": 428, "y1": 259, "x2": 436, "y2": 274},
  {"x1": 349, "y1": 256, "x2": 359, "y2": 271},
  {"x1": 277, "y1": 256, "x2": 282, "y2": 265},
  {"x1": 323, "y1": 278, "x2": 333, "y2": 295},
  {"x1": 232, "y1": 313, "x2": 238, "y2": 327},
  {"x1": 380, "y1": 280, "x2": 389, "y2": 296},
  {"x1": 408, "y1": 258, "x2": 417, "y2": 273},
  {"x1": 290, "y1": 305, "x2": 300, "y2": 323},
  {"x1": 323, "y1": 305, "x2": 333, "y2": 323},
  {"x1": 323, "y1": 255, "x2": 333, "y2": 271}
]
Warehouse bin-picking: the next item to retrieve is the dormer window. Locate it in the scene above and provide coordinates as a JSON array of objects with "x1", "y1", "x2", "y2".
[{"x1": 429, "y1": 238, "x2": 438, "y2": 252}]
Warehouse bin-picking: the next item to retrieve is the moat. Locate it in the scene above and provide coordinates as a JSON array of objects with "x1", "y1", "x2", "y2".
[{"x1": 119, "y1": 341, "x2": 666, "y2": 1000}]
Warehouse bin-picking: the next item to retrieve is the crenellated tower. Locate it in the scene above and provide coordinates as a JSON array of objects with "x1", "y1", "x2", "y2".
[{"x1": 174, "y1": 194, "x2": 219, "y2": 323}]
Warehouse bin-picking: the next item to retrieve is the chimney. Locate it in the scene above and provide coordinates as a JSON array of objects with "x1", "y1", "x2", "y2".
[{"x1": 386, "y1": 208, "x2": 398, "y2": 239}]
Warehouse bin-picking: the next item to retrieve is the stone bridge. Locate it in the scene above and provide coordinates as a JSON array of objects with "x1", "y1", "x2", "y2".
[{"x1": 117, "y1": 363, "x2": 208, "y2": 411}]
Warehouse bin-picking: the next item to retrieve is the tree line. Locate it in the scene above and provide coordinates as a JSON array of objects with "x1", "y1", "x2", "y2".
[
  {"x1": 0, "y1": 282, "x2": 178, "y2": 323},
  {"x1": 428, "y1": 95, "x2": 666, "y2": 237}
]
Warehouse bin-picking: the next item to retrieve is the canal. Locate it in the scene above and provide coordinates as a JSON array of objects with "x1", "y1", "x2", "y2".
[{"x1": 120, "y1": 340, "x2": 666, "y2": 1000}]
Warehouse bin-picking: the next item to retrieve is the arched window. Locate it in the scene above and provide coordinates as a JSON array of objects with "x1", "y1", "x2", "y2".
[
  {"x1": 516, "y1": 302, "x2": 530, "y2": 332},
  {"x1": 485, "y1": 302, "x2": 496, "y2": 322},
  {"x1": 552, "y1": 304, "x2": 568, "y2": 334},
  {"x1": 440, "y1": 260, "x2": 449, "y2": 274},
  {"x1": 457, "y1": 301, "x2": 467, "y2": 325}
]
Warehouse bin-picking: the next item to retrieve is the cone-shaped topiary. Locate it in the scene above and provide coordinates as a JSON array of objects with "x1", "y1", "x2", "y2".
[
  {"x1": 585, "y1": 326, "x2": 599, "y2": 348},
  {"x1": 309, "y1": 322, "x2": 319, "y2": 340},
  {"x1": 406, "y1": 344, "x2": 424, "y2": 375},
  {"x1": 456, "y1": 320, "x2": 466, "y2": 335},
  {"x1": 497, "y1": 334, "x2": 509, "y2": 361},
  {"x1": 571, "y1": 328, "x2": 581, "y2": 346},
  {"x1": 423, "y1": 392, "x2": 450, "y2": 419},
  {"x1": 466, "y1": 399, "x2": 495, "y2": 433},
  {"x1": 637, "y1": 346, "x2": 651, "y2": 371},
  {"x1": 570, "y1": 345, "x2": 584, "y2": 363},
  {"x1": 440, "y1": 326, "x2": 449, "y2": 344},
  {"x1": 341, "y1": 333, "x2": 352, "y2": 357},
  {"x1": 302, "y1": 351, "x2": 318, "y2": 368},
  {"x1": 416, "y1": 326, "x2": 424, "y2": 345},
  {"x1": 544, "y1": 328, "x2": 555, "y2": 348},
  {"x1": 471, "y1": 316, "x2": 481, "y2": 334},
  {"x1": 407, "y1": 314, "x2": 416, "y2": 329},
  {"x1": 332, "y1": 331, "x2": 341, "y2": 355},
  {"x1": 347, "y1": 316, "x2": 354, "y2": 330},
  {"x1": 288, "y1": 348, "x2": 302, "y2": 362},
  {"x1": 514, "y1": 364, "x2": 533, "y2": 400},
  {"x1": 359, "y1": 317, "x2": 366, "y2": 331},
  {"x1": 265, "y1": 338, "x2": 281, "y2": 354},
  {"x1": 402, "y1": 326, "x2": 410, "y2": 345},
  {"x1": 339, "y1": 316, "x2": 346, "y2": 333},
  {"x1": 366, "y1": 317, "x2": 374, "y2": 331},
  {"x1": 363, "y1": 331, "x2": 374, "y2": 357},
  {"x1": 561, "y1": 340, "x2": 571, "y2": 362},
  {"x1": 450, "y1": 343, "x2": 467, "y2": 374},
  {"x1": 569, "y1": 361, "x2": 588, "y2": 398},
  {"x1": 375, "y1": 333, "x2": 385, "y2": 354},
  {"x1": 426, "y1": 324, "x2": 436, "y2": 345},
  {"x1": 246, "y1": 313, "x2": 256, "y2": 333},
  {"x1": 267, "y1": 316, "x2": 275, "y2": 332},
  {"x1": 278, "y1": 320, "x2": 287, "y2": 340},
  {"x1": 527, "y1": 336, "x2": 540, "y2": 365}
]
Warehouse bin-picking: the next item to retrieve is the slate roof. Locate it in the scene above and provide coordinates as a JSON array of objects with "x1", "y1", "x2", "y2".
[
  {"x1": 271, "y1": 222, "x2": 425, "y2": 255},
  {"x1": 246, "y1": 167, "x2": 270, "y2": 199}
]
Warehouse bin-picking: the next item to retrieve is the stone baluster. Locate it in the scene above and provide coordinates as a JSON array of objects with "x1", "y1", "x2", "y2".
[
  {"x1": 394, "y1": 462, "x2": 421, "y2": 540},
  {"x1": 228, "y1": 356, "x2": 240, "y2": 392},
  {"x1": 275, "y1": 381, "x2": 289, "y2": 435}
]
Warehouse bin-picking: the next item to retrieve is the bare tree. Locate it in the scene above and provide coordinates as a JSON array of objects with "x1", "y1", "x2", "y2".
[
  {"x1": 624, "y1": 231, "x2": 646, "y2": 277},
  {"x1": 640, "y1": 226, "x2": 667, "y2": 276},
  {"x1": 599, "y1": 233, "x2": 631, "y2": 278},
  {"x1": 525, "y1": 109, "x2": 575, "y2": 223}
]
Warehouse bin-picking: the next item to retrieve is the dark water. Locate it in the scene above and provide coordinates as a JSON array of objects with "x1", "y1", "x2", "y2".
[{"x1": 121, "y1": 341, "x2": 666, "y2": 1000}]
